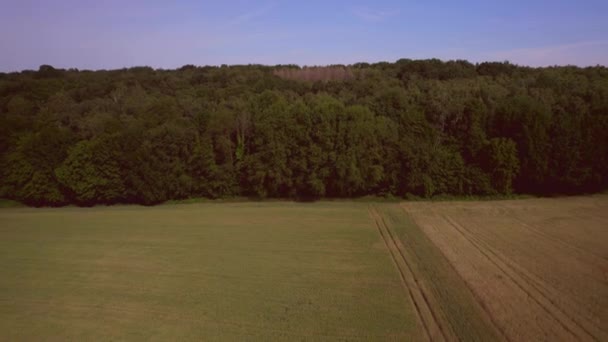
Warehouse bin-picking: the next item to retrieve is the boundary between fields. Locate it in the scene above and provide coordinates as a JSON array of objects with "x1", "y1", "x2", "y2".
[
  {"x1": 369, "y1": 205, "x2": 446, "y2": 342},
  {"x1": 401, "y1": 205, "x2": 511, "y2": 342}
]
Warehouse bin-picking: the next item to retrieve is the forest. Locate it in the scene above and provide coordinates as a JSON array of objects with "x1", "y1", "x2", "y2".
[{"x1": 1, "y1": 59, "x2": 607, "y2": 206}]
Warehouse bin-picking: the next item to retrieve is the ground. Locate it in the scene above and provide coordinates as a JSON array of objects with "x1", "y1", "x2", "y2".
[
  {"x1": 402, "y1": 196, "x2": 608, "y2": 341},
  {"x1": 0, "y1": 197, "x2": 606, "y2": 341}
]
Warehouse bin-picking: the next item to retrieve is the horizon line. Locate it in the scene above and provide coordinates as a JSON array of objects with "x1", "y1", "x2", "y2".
[{"x1": 2, "y1": 58, "x2": 607, "y2": 73}]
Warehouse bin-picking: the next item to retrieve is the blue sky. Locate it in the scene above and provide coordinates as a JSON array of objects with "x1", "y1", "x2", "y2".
[{"x1": 1, "y1": 0, "x2": 607, "y2": 71}]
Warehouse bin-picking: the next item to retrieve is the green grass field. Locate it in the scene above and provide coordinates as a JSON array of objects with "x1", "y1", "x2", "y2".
[
  {"x1": 5, "y1": 199, "x2": 600, "y2": 341},
  {"x1": 0, "y1": 203, "x2": 424, "y2": 341}
]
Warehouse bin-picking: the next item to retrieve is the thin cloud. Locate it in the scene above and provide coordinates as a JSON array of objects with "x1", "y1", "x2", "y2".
[
  {"x1": 225, "y1": 3, "x2": 275, "y2": 27},
  {"x1": 489, "y1": 40, "x2": 608, "y2": 66},
  {"x1": 351, "y1": 7, "x2": 399, "y2": 23}
]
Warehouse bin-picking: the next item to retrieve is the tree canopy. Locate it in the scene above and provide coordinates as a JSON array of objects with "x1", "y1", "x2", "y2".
[{"x1": 1, "y1": 60, "x2": 607, "y2": 206}]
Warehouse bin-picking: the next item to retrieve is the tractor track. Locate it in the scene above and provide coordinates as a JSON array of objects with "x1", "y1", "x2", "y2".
[
  {"x1": 369, "y1": 205, "x2": 447, "y2": 342},
  {"x1": 442, "y1": 214, "x2": 599, "y2": 341},
  {"x1": 401, "y1": 205, "x2": 510, "y2": 342}
]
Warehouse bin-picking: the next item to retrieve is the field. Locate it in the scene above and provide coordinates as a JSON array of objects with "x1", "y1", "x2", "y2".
[
  {"x1": 0, "y1": 197, "x2": 606, "y2": 340},
  {"x1": 402, "y1": 196, "x2": 608, "y2": 341}
]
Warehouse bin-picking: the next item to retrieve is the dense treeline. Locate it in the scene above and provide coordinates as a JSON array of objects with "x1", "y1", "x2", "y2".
[{"x1": 1, "y1": 59, "x2": 607, "y2": 206}]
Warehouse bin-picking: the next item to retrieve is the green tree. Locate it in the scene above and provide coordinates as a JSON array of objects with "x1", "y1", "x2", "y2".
[
  {"x1": 55, "y1": 138, "x2": 125, "y2": 205},
  {"x1": 482, "y1": 138, "x2": 520, "y2": 194}
]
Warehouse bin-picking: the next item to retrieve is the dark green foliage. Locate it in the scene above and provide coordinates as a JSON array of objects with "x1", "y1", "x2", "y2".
[
  {"x1": 482, "y1": 138, "x2": 520, "y2": 194},
  {"x1": 55, "y1": 138, "x2": 125, "y2": 205},
  {"x1": 491, "y1": 95, "x2": 552, "y2": 192},
  {"x1": 0, "y1": 61, "x2": 606, "y2": 206}
]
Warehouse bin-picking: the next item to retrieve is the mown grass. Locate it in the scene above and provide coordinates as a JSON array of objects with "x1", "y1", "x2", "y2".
[
  {"x1": 0, "y1": 202, "x2": 420, "y2": 340},
  {"x1": 377, "y1": 204, "x2": 502, "y2": 341}
]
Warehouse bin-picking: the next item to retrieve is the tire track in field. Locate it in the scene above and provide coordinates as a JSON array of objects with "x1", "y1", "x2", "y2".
[
  {"x1": 477, "y1": 205, "x2": 608, "y2": 317},
  {"x1": 401, "y1": 206, "x2": 510, "y2": 342},
  {"x1": 515, "y1": 217, "x2": 607, "y2": 262},
  {"x1": 499, "y1": 203, "x2": 607, "y2": 262},
  {"x1": 452, "y1": 213, "x2": 607, "y2": 340},
  {"x1": 369, "y1": 206, "x2": 446, "y2": 342},
  {"x1": 379, "y1": 215, "x2": 455, "y2": 341},
  {"x1": 442, "y1": 214, "x2": 599, "y2": 341}
]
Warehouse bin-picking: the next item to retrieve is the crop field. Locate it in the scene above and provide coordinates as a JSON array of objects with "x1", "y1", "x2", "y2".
[
  {"x1": 1, "y1": 197, "x2": 606, "y2": 341},
  {"x1": 402, "y1": 196, "x2": 608, "y2": 341},
  {"x1": 0, "y1": 203, "x2": 422, "y2": 340}
]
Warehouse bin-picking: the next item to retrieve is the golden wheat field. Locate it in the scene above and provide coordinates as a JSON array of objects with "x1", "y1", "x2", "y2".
[{"x1": 401, "y1": 195, "x2": 608, "y2": 341}]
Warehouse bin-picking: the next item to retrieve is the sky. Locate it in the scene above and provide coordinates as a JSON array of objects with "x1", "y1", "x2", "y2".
[{"x1": 1, "y1": 0, "x2": 607, "y2": 71}]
